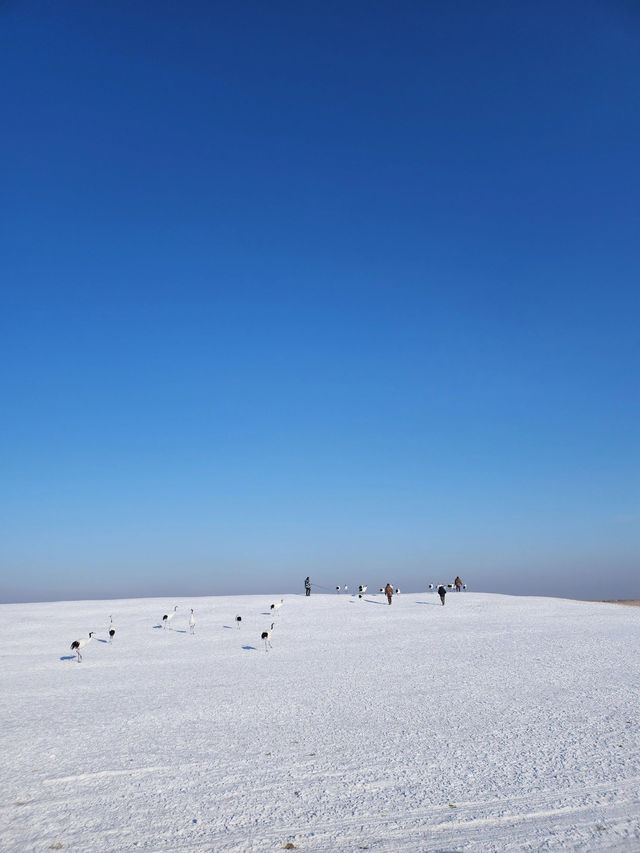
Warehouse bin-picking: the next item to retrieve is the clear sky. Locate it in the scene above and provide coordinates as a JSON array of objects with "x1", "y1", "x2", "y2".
[{"x1": 2, "y1": 1, "x2": 638, "y2": 603}]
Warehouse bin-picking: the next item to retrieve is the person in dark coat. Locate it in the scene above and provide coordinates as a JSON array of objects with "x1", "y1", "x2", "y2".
[
  {"x1": 437, "y1": 584, "x2": 447, "y2": 605},
  {"x1": 384, "y1": 583, "x2": 393, "y2": 605},
  {"x1": 304, "y1": 577, "x2": 311, "y2": 596},
  {"x1": 454, "y1": 576, "x2": 462, "y2": 591}
]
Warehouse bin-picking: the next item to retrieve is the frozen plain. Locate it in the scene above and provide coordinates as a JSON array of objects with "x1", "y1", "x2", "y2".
[{"x1": 1, "y1": 592, "x2": 638, "y2": 853}]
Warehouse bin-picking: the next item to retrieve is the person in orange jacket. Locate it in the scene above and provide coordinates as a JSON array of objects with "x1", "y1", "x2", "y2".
[{"x1": 384, "y1": 583, "x2": 393, "y2": 605}]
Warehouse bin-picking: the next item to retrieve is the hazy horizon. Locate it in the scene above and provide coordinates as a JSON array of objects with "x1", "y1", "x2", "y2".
[{"x1": 2, "y1": 576, "x2": 636, "y2": 606}]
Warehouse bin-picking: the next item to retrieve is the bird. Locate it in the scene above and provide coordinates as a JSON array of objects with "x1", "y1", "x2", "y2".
[
  {"x1": 189, "y1": 609, "x2": 196, "y2": 634},
  {"x1": 162, "y1": 605, "x2": 178, "y2": 629},
  {"x1": 70, "y1": 632, "x2": 95, "y2": 663},
  {"x1": 235, "y1": 615, "x2": 242, "y2": 629},
  {"x1": 261, "y1": 629, "x2": 272, "y2": 652},
  {"x1": 270, "y1": 599, "x2": 283, "y2": 613},
  {"x1": 108, "y1": 616, "x2": 115, "y2": 643}
]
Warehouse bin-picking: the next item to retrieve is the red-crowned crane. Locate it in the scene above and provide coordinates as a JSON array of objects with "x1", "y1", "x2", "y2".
[
  {"x1": 261, "y1": 629, "x2": 272, "y2": 652},
  {"x1": 70, "y1": 632, "x2": 95, "y2": 663},
  {"x1": 162, "y1": 605, "x2": 178, "y2": 629}
]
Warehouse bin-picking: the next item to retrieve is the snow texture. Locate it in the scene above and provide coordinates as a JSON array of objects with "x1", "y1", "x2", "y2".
[{"x1": 1, "y1": 592, "x2": 639, "y2": 852}]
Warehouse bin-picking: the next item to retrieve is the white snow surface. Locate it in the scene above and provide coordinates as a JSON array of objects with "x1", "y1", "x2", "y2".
[{"x1": 1, "y1": 592, "x2": 639, "y2": 852}]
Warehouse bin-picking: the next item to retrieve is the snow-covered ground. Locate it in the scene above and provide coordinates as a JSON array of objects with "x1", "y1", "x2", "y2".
[{"x1": 1, "y1": 592, "x2": 638, "y2": 852}]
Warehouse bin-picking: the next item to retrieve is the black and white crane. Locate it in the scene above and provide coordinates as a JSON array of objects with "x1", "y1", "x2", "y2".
[
  {"x1": 189, "y1": 609, "x2": 196, "y2": 634},
  {"x1": 261, "y1": 628, "x2": 273, "y2": 652},
  {"x1": 235, "y1": 615, "x2": 242, "y2": 629},
  {"x1": 162, "y1": 605, "x2": 178, "y2": 629},
  {"x1": 70, "y1": 632, "x2": 95, "y2": 663},
  {"x1": 108, "y1": 616, "x2": 115, "y2": 643}
]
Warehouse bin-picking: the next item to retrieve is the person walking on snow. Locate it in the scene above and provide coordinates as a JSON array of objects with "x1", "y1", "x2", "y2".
[
  {"x1": 384, "y1": 583, "x2": 393, "y2": 605},
  {"x1": 438, "y1": 584, "x2": 447, "y2": 605},
  {"x1": 305, "y1": 576, "x2": 311, "y2": 597},
  {"x1": 454, "y1": 576, "x2": 463, "y2": 592}
]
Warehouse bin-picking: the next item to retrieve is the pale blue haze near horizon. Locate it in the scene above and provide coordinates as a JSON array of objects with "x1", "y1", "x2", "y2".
[{"x1": 1, "y1": 1, "x2": 638, "y2": 603}]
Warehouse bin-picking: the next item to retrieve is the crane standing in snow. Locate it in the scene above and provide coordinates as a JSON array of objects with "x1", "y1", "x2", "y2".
[
  {"x1": 70, "y1": 632, "x2": 95, "y2": 663},
  {"x1": 108, "y1": 616, "x2": 115, "y2": 643},
  {"x1": 189, "y1": 609, "x2": 196, "y2": 634},
  {"x1": 235, "y1": 615, "x2": 242, "y2": 629},
  {"x1": 162, "y1": 605, "x2": 178, "y2": 629},
  {"x1": 261, "y1": 626, "x2": 273, "y2": 652}
]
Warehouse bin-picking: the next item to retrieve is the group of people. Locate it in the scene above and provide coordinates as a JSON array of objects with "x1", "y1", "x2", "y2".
[
  {"x1": 302, "y1": 579, "x2": 402, "y2": 605},
  {"x1": 305, "y1": 576, "x2": 465, "y2": 606}
]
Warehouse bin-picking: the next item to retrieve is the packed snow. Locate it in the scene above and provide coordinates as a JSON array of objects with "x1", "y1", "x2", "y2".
[{"x1": 1, "y1": 592, "x2": 639, "y2": 852}]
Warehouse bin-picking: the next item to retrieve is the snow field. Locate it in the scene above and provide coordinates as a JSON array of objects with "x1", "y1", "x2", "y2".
[{"x1": 0, "y1": 592, "x2": 638, "y2": 852}]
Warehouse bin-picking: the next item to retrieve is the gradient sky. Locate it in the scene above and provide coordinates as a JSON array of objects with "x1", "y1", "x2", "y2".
[{"x1": 2, "y1": 1, "x2": 638, "y2": 603}]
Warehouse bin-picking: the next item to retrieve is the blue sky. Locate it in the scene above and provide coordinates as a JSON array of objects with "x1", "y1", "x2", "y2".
[{"x1": 2, "y1": 1, "x2": 638, "y2": 602}]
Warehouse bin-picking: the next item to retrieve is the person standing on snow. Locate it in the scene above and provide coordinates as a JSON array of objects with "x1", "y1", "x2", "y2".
[
  {"x1": 304, "y1": 577, "x2": 311, "y2": 597},
  {"x1": 437, "y1": 584, "x2": 447, "y2": 605},
  {"x1": 454, "y1": 576, "x2": 463, "y2": 592},
  {"x1": 384, "y1": 583, "x2": 393, "y2": 605}
]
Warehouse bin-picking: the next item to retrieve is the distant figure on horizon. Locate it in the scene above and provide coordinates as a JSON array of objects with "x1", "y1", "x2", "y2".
[
  {"x1": 305, "y1": 576, "x2": 311, "y2": 597},
  {"x1": 454, "y1": 576, "x2": 463, "y2": 592},
  {"x1": 384, "y1": 583, "x2": 393, "y2": 605},
  {"x1": 438, "y1": 585, "x2": 447, "y2": 605}
]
